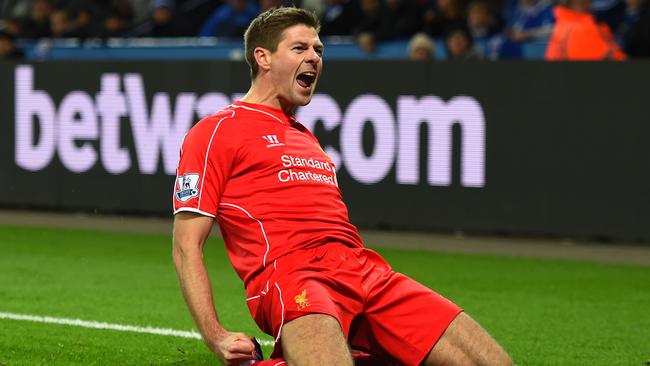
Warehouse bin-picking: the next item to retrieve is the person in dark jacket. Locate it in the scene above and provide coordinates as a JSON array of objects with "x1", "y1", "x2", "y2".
[
  {"x1": 0, "y1": 30, "x2": 24, "y2": 59},
  {"x1": 624, "y1": 0, "x2": 650, "y2": 56}
]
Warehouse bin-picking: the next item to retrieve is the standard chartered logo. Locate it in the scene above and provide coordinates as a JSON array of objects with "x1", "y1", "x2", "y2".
[
  {"x1": 278, "y1": 154, "x2": 338, "y2": 186},
  {"x1": 14, "y1": 65, "x2": 485, "y2": 187}
]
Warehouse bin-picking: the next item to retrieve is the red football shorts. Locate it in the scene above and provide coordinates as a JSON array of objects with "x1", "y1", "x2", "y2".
[{"x1": 245, "y1": 243, "x2": 462, "y2": 365}]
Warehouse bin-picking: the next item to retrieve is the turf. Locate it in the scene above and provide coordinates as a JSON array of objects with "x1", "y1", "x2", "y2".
[{"x1": 0, "y1": 225, "x2": 648, "y2": 365}]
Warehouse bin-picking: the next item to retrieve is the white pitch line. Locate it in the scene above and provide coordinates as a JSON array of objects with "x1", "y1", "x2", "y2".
[{"x1": 0, "y1": 311, "x2": 275, "y2": 347}]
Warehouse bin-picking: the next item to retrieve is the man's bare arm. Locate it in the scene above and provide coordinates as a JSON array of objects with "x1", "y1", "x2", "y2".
[{"x1": 172, "y1": 212, "x2": 255, "y2": 365}]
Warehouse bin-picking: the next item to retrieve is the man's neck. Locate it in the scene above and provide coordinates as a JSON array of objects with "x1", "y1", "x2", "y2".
[{"x1": 241, "y1": 80, "x2": 296, "y2": 116}]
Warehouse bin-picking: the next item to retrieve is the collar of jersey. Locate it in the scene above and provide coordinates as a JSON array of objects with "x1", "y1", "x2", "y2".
[{"x1": 233, "y1": 101, "x2": 296, "y2": 126}]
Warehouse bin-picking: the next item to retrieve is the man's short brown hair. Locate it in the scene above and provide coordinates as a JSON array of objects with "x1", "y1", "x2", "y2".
[{"x1": 244, "y1": 6, "x2": 320, "y2": 79}]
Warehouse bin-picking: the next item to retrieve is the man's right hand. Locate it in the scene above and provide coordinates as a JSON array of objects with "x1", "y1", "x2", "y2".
[
  {"x1": 173, "y1": 213, "x2": 257, "y2": 365},
  {"x1": 211, "y1": 331, "x2": 257, "y2": 365}
]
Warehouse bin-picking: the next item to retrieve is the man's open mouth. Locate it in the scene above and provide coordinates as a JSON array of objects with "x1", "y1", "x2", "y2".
[{"x1": 296, "y1": 72, "x2": 316, "y2": 88}]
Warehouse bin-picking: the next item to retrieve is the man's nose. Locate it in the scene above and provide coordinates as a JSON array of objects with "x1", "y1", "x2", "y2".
[{"x1": 305, "y1": 48, "x2": 321, "y2": 64}]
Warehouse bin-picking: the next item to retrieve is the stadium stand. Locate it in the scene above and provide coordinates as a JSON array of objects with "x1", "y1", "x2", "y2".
[{"x1": 0, "y1": 0, "x2": 647, "y2": 61}]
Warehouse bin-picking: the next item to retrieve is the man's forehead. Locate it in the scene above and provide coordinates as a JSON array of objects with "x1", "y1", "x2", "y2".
[{"x1": 279, "y1": 24, "x2": 322, "y2": 45}]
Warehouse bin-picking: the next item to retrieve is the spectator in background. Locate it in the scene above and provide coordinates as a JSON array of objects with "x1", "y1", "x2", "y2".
[
  {"x1": 144, "y1": 0, "x2": 193, "y2": 37},
  {"x1": 103, "y1": 0, "x2": 134, "y2": 37},
  {"x1": 2, "y1": 0, "x2": 31, "y2": 20},
  {"x1": 20, "y1": 0, "x2": 53, "y2": 38},
  {"x1": 0, "y1": 29, "x2": 24, "y2": 58},
  {"x1": 102, "y1": 11, "x2": 128, "y2": 37},
  {"x1": 623, "y1": 0, "x2": 650, "y2": 55},
  {"x1": 466, "y1": 0, "x2": 501, "y2": 56},
  {"x1": 64, "y1": 0, "x2": 98, "y2": 38},
  {"x1": 1, "y1": 17, "x2": 22, "y2": 37},
  {"x1": 467, "y1": 0, "x2": 501, "y2": 41},
  {"x1": 320, "y1": 0, "x2": 362, "y2": 36},
  {"x1": 378, "y1": 0, "x2": 423, "y2": 40},
  {"x1": 592, "y1": 0, "x2": 625, "y2": 31},
  {"x1": 356, "y1": 31, "x2": 376, "y2": 52},
  {"x1": 356, "y1": 0, "x2": 383, "y2": 32},
  {"x1": 408, "y1": 31, "x2": 436, "y2": 59},
  {"x1": 616, "y1": 0, "x2": 643, "y2": 38},
  {"x1": 353, "y1": 0, "x2": 383, "y2": 53},
  {"x1": 198, "y1": 0, "x2": 259, "y2": 38},
  {"x1": 354, "y1": 0, "x2": 423, "y2": 53},
  {"x1": 505, "y1": 0, "x2": 555, "y2": 41},
  {"x1": 445, "y1": 27, "x2": 483, "y2": 59},
  {"x1": 128, "y1": 0, "x2": 151, "y2": 25},
  {"x1": 177, "y1": 0, "x2": 222, "y2": 35},
  {"x1": 50, "y1": 9, "x2": 75, "y2": 37},
  {"x1": 423, "y1": 0, "x2": 466, "y2": 37},
  {"x1": 64, "y1": 0, "x2": 133, "y2": 38},
  {"x1": 545, "y1": 0, "x2": 626, "y2": 59}
]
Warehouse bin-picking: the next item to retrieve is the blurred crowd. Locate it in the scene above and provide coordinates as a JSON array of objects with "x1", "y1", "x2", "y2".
[{"x1": 0, "y1": 0, "x2": 648, "y2": 60}]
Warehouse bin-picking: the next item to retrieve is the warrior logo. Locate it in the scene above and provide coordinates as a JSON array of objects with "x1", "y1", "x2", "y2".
[
  {"x1": 262, "y1": 134, "x2": 285, "y2": 148},
  {"x1": 294, "y1": 289, "x2": 310, "y2": 310},
  {"x1": 175, "y1": 173, "x2": 199, "y2": 202}
]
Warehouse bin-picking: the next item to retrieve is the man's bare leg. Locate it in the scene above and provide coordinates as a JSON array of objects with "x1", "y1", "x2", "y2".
[
  {"x1": 424, "y1": 312, "x2": 512, "y2": 366},
  {"x1": 281, "y1": 314, "x2": 354, "y2": 366}
]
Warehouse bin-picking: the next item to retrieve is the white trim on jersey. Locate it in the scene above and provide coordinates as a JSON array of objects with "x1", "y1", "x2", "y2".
[
  {"x1": 198, "y1": 110, "x2": 236, "y2": 209},
  {"x1": 274, "y1": 282, "x2": 286, "y2": 343},
  {"x1": 232, "y1": 104, "x2": 286, "y2": 125},
  {"x1": 173, "y1": 207, "x2": 216, "y2": 218},
  {"x1": 219, "y1": 202, "x2": 271, "y2": 268}
]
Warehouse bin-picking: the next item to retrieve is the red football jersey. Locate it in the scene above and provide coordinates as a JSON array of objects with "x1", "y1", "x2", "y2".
[{"x1": 173, "y1": 101, "x2": 364, "y2": 285}]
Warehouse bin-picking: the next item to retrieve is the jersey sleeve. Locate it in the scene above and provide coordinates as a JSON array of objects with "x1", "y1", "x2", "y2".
[{"x1": 173, "y1": 113, "x2": 237, "y2": 217}]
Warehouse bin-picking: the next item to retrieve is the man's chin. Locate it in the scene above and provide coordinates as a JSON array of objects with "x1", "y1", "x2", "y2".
[
  {"x1": 283, "y1": 91, "x2": 315, "y2": 110},
  {"x1": 295, "y1": 93, "x2": 314, "y2": 106},
  {"x1": 301, "y1": 95, "x2": 314, "y2": 106}
]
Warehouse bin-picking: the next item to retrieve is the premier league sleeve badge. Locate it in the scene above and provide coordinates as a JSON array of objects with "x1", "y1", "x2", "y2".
[{"x1": 175, "y1": 173, "x2": 200, "y2": 202}]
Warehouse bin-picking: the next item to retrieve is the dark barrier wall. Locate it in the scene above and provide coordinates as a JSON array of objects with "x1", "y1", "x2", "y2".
[{"x1": 1, "y1": 61, "x2": 649, "y2": 241}]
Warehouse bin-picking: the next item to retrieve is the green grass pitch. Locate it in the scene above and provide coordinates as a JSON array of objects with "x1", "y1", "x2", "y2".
[{"x1": 0, "y1": 225, "x2": 649, "y2": 365}]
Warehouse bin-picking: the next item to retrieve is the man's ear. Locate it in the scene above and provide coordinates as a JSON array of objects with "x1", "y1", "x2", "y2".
[{"x1": 254, "y1": 47, "x2": 272, "y2": 73}]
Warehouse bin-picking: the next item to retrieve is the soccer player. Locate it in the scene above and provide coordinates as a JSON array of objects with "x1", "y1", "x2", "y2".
[{"x1": 172, "y1": 6, "x2": 512, "y2": 366}]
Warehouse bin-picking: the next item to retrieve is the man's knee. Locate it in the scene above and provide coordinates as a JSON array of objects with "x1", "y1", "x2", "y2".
[
  {"x1": 281, "y1": 314, "x2": 353, "y2": 366},
  {"x1": 425, "y1": 312, "x2": 512, "y2": 366}
]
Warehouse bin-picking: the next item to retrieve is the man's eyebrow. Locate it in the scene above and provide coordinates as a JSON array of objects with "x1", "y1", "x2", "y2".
[{"x1": 290, "y1": 41, "x2": 324, "y2": 51}]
